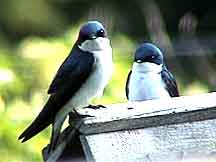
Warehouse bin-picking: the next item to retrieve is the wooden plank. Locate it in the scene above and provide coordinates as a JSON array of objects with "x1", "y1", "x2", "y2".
[
  {"x1": 77, "y1": 92, "x2": 216, "y2": 135},
  {"x1": 83, "y1": 119, "x2": 216, "y2": 162},
  {"x1": 80, "y1": 135, "x2": 95, "y2": 162},
  {"x1": 76, "y1": 92, "x2": 216, "y2": 162}
]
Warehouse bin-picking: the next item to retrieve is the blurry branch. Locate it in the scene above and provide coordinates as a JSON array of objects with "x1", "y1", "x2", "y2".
[
  {"x1": 135, "y1": 0, "x2": 216, "y2": 90},
  {"x1": 176, "y1": 11, "x2": 216, "y2": 88},
  {"x1": 135, "y1": 0, "x2": 185, "y2": 77},
  {"x1": 135, "y1": 0, "x2": 174, "y2": 55},
  {"x1": 86, "y1": 2, "x2": 115, "y2": 34},
  {"x1": 178, "y1": 12, "x2": 198, "y2": 34},
  {"x1": 173, "y1": 36, "x2": 215, "y2": 56},
  {"x1": 176, "y1": 36, "x2": 216, "y2": 88}
]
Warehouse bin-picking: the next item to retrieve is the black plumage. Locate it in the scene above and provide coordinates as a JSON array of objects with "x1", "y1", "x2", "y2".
[
  {"x1": 161, "y1": 65, "x2": 179, "y2": 97},
  {"x1": 19, "y1": 45, "x2": 95, "y2": 142}
]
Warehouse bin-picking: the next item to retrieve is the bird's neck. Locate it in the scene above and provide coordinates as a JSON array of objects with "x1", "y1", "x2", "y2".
[{"x1": 132, "y1": 62, "x2": 162, "y2": 74}]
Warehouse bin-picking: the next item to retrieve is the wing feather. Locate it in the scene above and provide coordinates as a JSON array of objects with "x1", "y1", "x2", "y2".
[
  {"x1": 125, "y1": 70, "x2": 132, "y2": 100},
  {"x1": 161, "y1": 65, "x2": 179, "y2": 97},
  {"x1": 19, "y1": 46, "x2": 95, "y2": 142}
]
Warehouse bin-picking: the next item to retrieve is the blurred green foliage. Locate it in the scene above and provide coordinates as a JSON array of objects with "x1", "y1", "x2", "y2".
[
  {"x1": 0, "y1": 22, "x2": 210, "y2": 162},
  {"x1": 0, "y1": 23, "x2": 137, "y2": 161},
  {"x1": 0, "y1": 0, "x2": 214, "y2": 161}
]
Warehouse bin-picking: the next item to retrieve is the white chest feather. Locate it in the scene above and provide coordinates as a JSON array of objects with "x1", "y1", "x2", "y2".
[
  {"x1": 66, "y1": 37, "x2": 113, "y2": 110},
  {"x1": 128, "y1": 62, "x2": 170, "y2": 101}
]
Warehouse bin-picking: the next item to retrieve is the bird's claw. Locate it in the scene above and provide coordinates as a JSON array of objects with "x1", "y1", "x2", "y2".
[
  {"x1": 84, "y1": 104, "x2": 106, "y2": 109},
  {"x1": 69, "y1": 109, "x2": 94, "y2": 123}
]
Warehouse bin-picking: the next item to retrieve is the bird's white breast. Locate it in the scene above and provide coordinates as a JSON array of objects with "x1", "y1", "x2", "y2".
[
  {"x1": 65, "y1": 37, "x2": 113, "y2": 110},
  {"x1": 129, "y1": 62, "x2": 170, "y2": 101}
]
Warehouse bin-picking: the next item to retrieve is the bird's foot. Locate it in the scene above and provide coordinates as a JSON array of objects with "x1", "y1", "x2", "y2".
[
  {"x1": 42, "y1": 144, "x2": 50, "y2": 161},
  {"x1": 69, "y1": 109, "x2": 94, "y2": 125},
  {"x1": 47, "y1": 134, "x2": 60, "y2": 156},
  {"x1": 46, "y1": 143, "x2": 56, "y2": 158},
  {"x1": 84, "y1": 104, "x2": 106, "y2": 109},
  {"x1": 74, "y1": 109, "x2": 94, "y2": 118}
]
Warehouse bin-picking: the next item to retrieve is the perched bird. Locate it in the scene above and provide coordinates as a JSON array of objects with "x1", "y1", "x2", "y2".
[
  {"x1": 126, "y1": 43, "x2": 179, "y2": 101},
  {"x1": 19, "y1": 21, "x2": 113, "y2": 152}
]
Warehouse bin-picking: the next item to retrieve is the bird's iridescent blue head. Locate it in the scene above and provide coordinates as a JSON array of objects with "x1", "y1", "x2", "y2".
[
  {"x1": 77, "y1": 21, "x2": 107, "y2": 45},
  {"x1": 134, "y1": 43, "x2": 163, "y2": 65}
]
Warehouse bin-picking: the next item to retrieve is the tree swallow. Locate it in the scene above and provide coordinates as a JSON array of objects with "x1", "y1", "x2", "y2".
[
  {"x1": 126, "y1": 43, "x2": 179, "y2": 101},
  {"x1": 19, "y1": 21, "x2": 113, "y2": 152}
]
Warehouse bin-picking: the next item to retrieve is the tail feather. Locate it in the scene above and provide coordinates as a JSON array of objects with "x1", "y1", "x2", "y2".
[
  {"x1": 19, "y1": 86, "x2": 74, "y2": 142},
  {"x1": 18, "y1": 105, "x2": 54, "y2": 142},
  {"x1": 19, "y1": 117, "x2": 52, "y2": 142},
  {"x1": 18, "y1": 95, "x2": 59, "y2": 142}
]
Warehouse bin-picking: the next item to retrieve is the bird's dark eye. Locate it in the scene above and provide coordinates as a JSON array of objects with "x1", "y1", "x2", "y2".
[
  {"x1": 97, "y1": 29, "x2": 106, "y2": 37},
  {"x1": 83, "y1": 35, "x2": 89, "y2": 41}
]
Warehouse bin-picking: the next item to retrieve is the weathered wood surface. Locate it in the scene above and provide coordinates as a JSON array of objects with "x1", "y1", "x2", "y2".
[
  {"x1": 77, "y1": 92, "x2": 216, "y2": 162},
  {"x1": 81, "y1": 118, "x2": 216, "y2": 162},
  {"x1": 78, "y1": 92, "x2": 216, "y2": 134}
]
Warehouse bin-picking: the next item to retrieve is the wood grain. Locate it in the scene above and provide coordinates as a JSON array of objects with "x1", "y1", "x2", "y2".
[
  {"x1": 77, "y1": 92, "x2": 216, "y2": 162},
  {"x1": 78, "y1": 92, "x2": 216, "y2": 134}
]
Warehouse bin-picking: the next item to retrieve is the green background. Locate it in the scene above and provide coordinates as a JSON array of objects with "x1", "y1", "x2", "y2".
[{"x1": 0, "y1": 0, "x2": 215, "y2": 161}]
